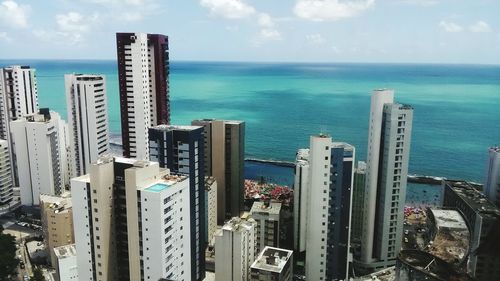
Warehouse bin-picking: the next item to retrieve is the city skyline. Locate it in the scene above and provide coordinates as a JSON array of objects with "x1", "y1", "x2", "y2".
[{"x1": 0, "y1": 0, "x2": 499, "y2": 64}]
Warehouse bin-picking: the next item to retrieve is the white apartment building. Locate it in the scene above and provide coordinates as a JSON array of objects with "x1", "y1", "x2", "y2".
[
  {"x1": 11, "y1": 109, "x2": 66, "y2": 205},
  {"x1": 65, "y1": 74, "x2": 109, "y2": 177},
  {"x1": 54, "y1": 244, "x2": 78, "y2": 281},
  {"x1": 293, "y1": 149, "x2": 309, "y2": 254},
  {"x1": 215, "y1": 216, "x2": 257, "y2": 281},
  {"x1": 484, "y1": 147, "x2": 500, "y2": 207},
  {"x1": 0, "y1": 65, "x2": 39, "y2": 184},
  {"x1": 0, "y1": 140, "x2": 13, "y2": 204},
  {"x1": 71, "y1": 156, "x2": 192, "y2": 281},
  {"x1": 358, "y1": 89, "x2": 413, "y2": 273},
  {"x1": 250, "y1": 201, "x2": 281, "y2": 253}
]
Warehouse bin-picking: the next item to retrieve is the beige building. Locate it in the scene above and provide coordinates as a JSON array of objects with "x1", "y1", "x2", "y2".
[
  {"x1": 192, "y1": 119, "x2": 245, "y2": 224},
  {"x1": 206, "y1": 176, "x2": 218, "y2": 244},
  {"x1": 250, "y1": 201, "x2": 282, "y2": 253},
  {"x1": 40, "y1": 193, "x2": 74, "y2": 267}
]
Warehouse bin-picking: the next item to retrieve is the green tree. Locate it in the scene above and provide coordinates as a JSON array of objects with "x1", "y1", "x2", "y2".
[
  {"x1": 30, "y1": 267, "x2": 45, "y2": 281},
  {"x1": 0, "y1": 225, "x2": 20, "y2": 281}
]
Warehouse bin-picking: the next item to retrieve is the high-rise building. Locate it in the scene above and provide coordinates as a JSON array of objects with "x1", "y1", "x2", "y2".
[
  {"x1": 250, "y1": 246, "x2": 293, "y2": 281},
  {"x1": 484, "y1": 147, "x2": 500, "y2": 207},
  {"x1": 191, "y1": 119, "x2": 245, "y2": 223},
  {"x1": 54, "y1": 244, "x2": 78, "y2": 281},
  {"x1": 71, "y1": 156, "x2": 192, "y2": 281},
  {"x1": 0, "y1": 65, "x2": 39, "y2": 184},
  {"x1": 293, "y1": 148, "x2": 309, "y2": 255},
  {"x1": 116, "y1": 33, "x2": 169, "y2": 160},
  {"x1": 148, "y1": 124, "x2": 206, "y2": 280},
  {"x1": 215, "y1": 216, "x2": 257, "y2": 281},
  {"x1": 39, "y1": 193, "x2": 74, "y2": 267},
  {"x1": 65, "y1": 74, "x2": 109, "y2": 177},
  {"x1": 351, "y1": 161, "x2": 366, "y2": 256},
  {"x1": 442, "y1": 180, "x2": 500, "y2": 281},
  {"x1": 205, "y1": 176, "x2": 218, "y2": 244},
  {"x1": 11, "y1": 109, "x2": 67, "y2": 205},
  {"x1": 250, "y1": 201, "x2": 282, "y2": 253},
  {"x1": 0, "y1": 140, "x2": 13, "y2": 205},
  {"x1": 357, "y1": 89, "x2": 413, "y2": 273},
  {"x1": 303, "y1": 135, "x2": 354, "y2": 281}
]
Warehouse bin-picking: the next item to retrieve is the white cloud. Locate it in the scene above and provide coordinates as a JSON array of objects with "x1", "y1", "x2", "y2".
[
  {"x1": 0, "y1": 0, "x2": 30, "y2": 28},
  {"x1": 0, "y1": 31, "x2": 12, "y2": 42},
  {"x1": 56, "y1": 12, "x2": 92, "y2": 32},
  {"x1": 258, "y1": 13, "x2": 275, "y2": 28},
  {"x1": 34, "y1": 12, "x2": 99, "y2": 45},
  {"x1": 398, "y1": 0, "x2": 438, "y2": 6},
  {"x1": 260, "y1": 29, "x2": 281, "y2": 40},
  {"x1": 294, "y1": 0, "x2": 375, "y2": 21},
  {"x1": 200, "y1": 0, "x2": 255, "y2": 19},
  {"x1": 306, "y1": 33, "x2": 326, "y2": 44},
  {"x1": 83, "y1": 0, "x2": 158, "y2": 22},
  {"x1": 439, "y1": 20, "x2": 463, "y2": 32},
  {"x1": 469, "y1": 21, "x2": 492, "y2": 33}
]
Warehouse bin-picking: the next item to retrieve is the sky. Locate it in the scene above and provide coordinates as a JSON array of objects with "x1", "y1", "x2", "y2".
[{"x1": 0, "y1": 0, "x2": 499, "y2": 63}]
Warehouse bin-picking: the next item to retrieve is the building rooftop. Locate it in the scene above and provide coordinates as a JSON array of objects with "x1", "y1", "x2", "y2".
[
  {"x1": 205, "y1": 176, "x2": 216, "y2": 190},
  {"x1": 489, "y1": 146, "x2": 500, "y2": 153},
  {"x1": 218, "y1": 217, "x2": 256, "y2": 234},
  {"x1": 150, "y1": 124, "x2": 203, "y2": 132},
  {"x1": 142, "y1": 173, "x2": 188, "y2": 193},
  {"x1": 250, "y1": 201, "x2": 282, "y2": 216},
  {"x1": 397, "y1": 250, "x2": 469, "y2": 281},
  {"x1": 295, "y1": 149, "x2": 309, "y2": 165},
  {"x1": 428, "y1": 208, "x2": 469, "y2": 264},
  {"x1": 444, "y1": 180, "x2": 500, "y2": 219},
  {"x1": 40, "y1": 193, "x2": 72, "y2": 214},
  {"x1": 354, "y1": 267, "x2": 395, "y2": 281},
  {"x1": 250, "y1": 246, "x2": 293, "y2": 274},
  {"x1": 54, "y1": 244, "x2": 77, "y2": 259}
]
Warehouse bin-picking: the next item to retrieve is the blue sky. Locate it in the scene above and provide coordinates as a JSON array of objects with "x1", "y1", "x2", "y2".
[{"x1": 0, "y1": 0, "x2": 499, "y2": 63}]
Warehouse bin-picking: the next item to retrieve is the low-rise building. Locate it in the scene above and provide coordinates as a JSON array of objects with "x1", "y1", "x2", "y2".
[
  {"x1": 40, "y1": 193, "x2": 74, "y2": 267},
  {"x1": 250, "y1": 201, "x2": 281, "y2": 252},
  {"x1": 54, "y1": 244, "x2": 78, "y2": 281},
  {"x1": 250, "y1": 246, "x2": 293, "y2": 281}
]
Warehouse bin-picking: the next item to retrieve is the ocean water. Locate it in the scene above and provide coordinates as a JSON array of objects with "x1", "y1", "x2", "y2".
[{"x1": 1, "y1": 60, "x2": 499, "y2": 184}]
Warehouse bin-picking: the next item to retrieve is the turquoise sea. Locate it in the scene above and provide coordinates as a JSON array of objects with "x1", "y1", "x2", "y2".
[{"x1": 1, "y1": 60, "x2": 499, "y2": 186}]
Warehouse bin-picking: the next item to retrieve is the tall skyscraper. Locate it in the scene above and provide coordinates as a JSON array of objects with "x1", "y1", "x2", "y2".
[
  {"x1": 71, "y1": 156, "x2": 192, "y2": 281},
  {"x1": 0, "y1": 65, "x2": 39, "y2": 184},
  {"x1": 215, "y1": 216, "x2": 257, "y2": 281},
  {"x1": 116, "y1": 32, "x2": 169, "y2": 160},
  {"x1": 148, "y1": 124, "x2": 206, "y2": 280},
  {"x1": 0, "y1": 140, "x2": 13, "y2": 205},
  {"x1": 11, "y1": 109, "x2": 67, "y2": 205},
  {"x1": 293, "y1": 148, "x2": 309, "y2": 255},
  {"x1": 65, "y1": 74, "x2": 109, "y2": 177},
  {"x1": 303, "y1": 135, "x2": 354, "y2": 281},
  {"x1": 484, "y1": 147, "x2": 500, "y2": 207},
  {"x1": 192, "y1": 119, "x2": 245, "y2": 223},
  {"x1": 351, "y1": 161, "x2": 366, "y2": 257},
  {"x1": 250, "y1": 201, "x2": 282, "y2": 253},
  {"x1": 357, "y1": 89, "x2": 413, "y2": 273}
]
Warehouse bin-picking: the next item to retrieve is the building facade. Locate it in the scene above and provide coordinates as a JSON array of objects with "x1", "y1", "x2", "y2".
[
  {"x1": 54, "y1": 244, "x2": 78, "y2": 281},
  {"x1": 149, "y1": 124, "x2": 206, "y2": 280},
  {"x1": 116, "y1": 32, "x2": 169, "y2": 160},
  {"x1": 357, "y1": 89, "x2": 413, "y2": 273},
  {"x1": 65, "y1": 74, "x2": 109, "y2": 177},
  {"x1": 191, "y1": 119, "x2": 245, "y2": 223},
  {"x1": 11, "y1": 109, "x2": 67, "y2": 205},
  {"x1": 293, "y1": 149, "x2": 309, "y2": 255},
  {"x1": 351, "y1": 161, "x2": 366, "y2": 250},
  {"x1": 442, "y1": 180, "x2": 500, "y2": 281},
  {"x1": 250, "y1": 201, "x2": 282, "y2": 253},
  {"x1": 484, "y1": 147, "x2": 500, "y2": 207},
  {"x1": 215, "y1": 216, "x2": 257, "y2": 281},
  {"x1": 40, "y1": 193, "x2": 74, "y2": 267},
  {"x1": 71, "y1": 156, "x2": 193, "y2": 281},
  {"x1": 0, "y1": 140, "x2": 13, "y2": 205},
  {"x1": 205, "y1": 176, "x2": 218, "y2": 244},
  {"x1": 0, "y1": 65, "x2": 39, "y2": 185},
  {"x1": 304, "y1": 135, "x2": 355, "y2": 281},
  {"x1": 250, "y1": 246, "x2": 293, "y2": 281}
]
